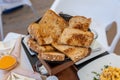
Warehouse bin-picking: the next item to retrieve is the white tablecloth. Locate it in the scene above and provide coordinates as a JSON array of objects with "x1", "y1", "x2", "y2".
[{"x1": 0, "y1": 32, "x2": 33, "y2": 79}]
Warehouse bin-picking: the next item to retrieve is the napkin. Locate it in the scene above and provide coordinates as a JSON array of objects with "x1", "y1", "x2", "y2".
[
  {"x1": 0, "y1": 39, "x2": 16, "y2": 55},
  {"x1": 3, "y1": 67, "x2": 43, "y2": 80},
  {"x1": 7, "y1": 72, "x2": 35, "y2": 80},
  {"x1": 1, "y1": 37, "x2": 43, "y2": 80}
]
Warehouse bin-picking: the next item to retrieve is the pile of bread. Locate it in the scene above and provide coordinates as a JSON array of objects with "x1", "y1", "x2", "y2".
[{"x1": 27, "y1": 9, "x2": 94, "y2": 62}]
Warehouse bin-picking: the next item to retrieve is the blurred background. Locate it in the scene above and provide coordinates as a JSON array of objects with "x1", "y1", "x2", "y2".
[
  {"x1": 2, "y1": 0, "x2": 54, "y2": 36},
  {"x1": 1, "y1": 0, "x2": 120, "y2": 54}
]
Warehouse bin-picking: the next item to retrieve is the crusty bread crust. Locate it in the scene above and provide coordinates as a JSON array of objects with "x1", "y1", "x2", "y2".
[
  {"x1": 69, "y1": 16, "x2": 91, "y2": 31},
  {"x1": 58, "y1": 28, "x2": 94, "y2": 47},
  {"x1": 38, "y1": 51, "x2": 65, "y2": 61},
  {"x1": 27, "y1": 38, "x2": 56, "y2": 54},
  {"x1": 27, "y1": 38, "x2": 65, "y2": 61},
  {"x1": 52, "y1": 43, "x2": 91, "y2": 62}
]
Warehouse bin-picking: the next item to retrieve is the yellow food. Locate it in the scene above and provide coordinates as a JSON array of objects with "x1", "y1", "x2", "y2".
[
  {"x1": 0, "y1": 55, "x2": 17, "y2": 70},
  {"x1": 100, "y1": 66, "x2": 120, "y2": 80}
]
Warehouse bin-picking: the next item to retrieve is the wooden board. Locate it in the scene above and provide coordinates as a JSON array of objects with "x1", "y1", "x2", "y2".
[{"x1": 56, "y1": 65, "x2": 79, "y2": 80}]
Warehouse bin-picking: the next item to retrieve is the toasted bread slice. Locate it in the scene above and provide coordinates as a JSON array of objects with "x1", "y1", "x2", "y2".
[
  {"x1": 28, "y1": 10, "x2": 68, "y2": 45},
  {"x1": 38, "y1": 51, "x2": 65, "y2": 61},
  {"x1": 27, "y1": 23, "x2": 41, "y2": 40},
  {"x1": 58, "y1": 28, "x2": 94, "y2": 47},
  {"x1": 35, "y1": 9, "x2": 68, "y2": 45},
  {"x1": 28, "y1": 22, "x2": 52, "y2": 45},
  {"x1": 28, "y1": 38, "x2": 65, "y2": 61},
  {"x1": 69, "y1": 16, "x2": 91, "y2": 31},
  {"x1": 52, "y1": 43, "x2": 91, "y2": 62},
  {"x1": 27, "y1": 38, "x2": 56, "y2": 54}
]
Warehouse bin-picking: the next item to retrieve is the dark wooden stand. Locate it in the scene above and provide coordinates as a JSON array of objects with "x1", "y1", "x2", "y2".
[
  {"x1": 56, "y1": 65, "x2": 79, "y2": 80},
  {"x1": 38, "y1": 57, "x2": 79, "y2": 80}
]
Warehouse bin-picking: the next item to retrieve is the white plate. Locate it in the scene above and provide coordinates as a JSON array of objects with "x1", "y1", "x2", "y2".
[{"x1": 77, "y1": 54, "x2": 120, "y2": 80}]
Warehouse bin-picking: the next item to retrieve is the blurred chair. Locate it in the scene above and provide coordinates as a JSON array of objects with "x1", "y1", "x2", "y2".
[
  {"x1": 93, "y1": 21, "x2": 120, "y2": 53},
  {"x1": 0, "y1": 14, "x2": 3, "y2": 40},
  {"x1": 0, "y1": 0, "x2": 35, "y2": 40},
  {"x1": 50, "y1": 0, "x2": 120, "y2": 53}
]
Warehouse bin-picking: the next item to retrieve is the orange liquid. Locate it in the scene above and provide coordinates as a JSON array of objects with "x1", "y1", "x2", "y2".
[{"x1": 0, "y1": 55, "x2": 17, "y2": 70}]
